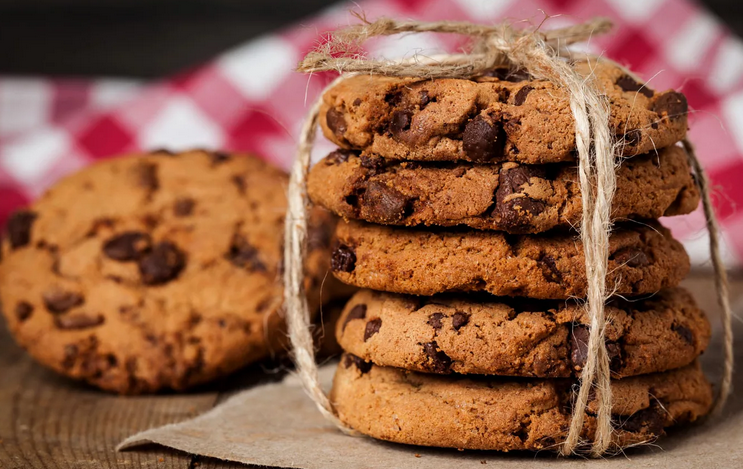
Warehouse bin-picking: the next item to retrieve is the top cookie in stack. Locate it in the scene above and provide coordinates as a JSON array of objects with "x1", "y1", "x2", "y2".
[{"x1": 308, "y1": 59, "x2": 713, "y2": 451}]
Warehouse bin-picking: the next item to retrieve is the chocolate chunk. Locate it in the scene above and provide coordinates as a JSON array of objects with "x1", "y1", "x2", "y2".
[
  {"x1": 389, "y1": 110, "x2": 413, "y2": 135},
  {"x1": 419, "y1": 90, "x2": 432, "y2": 108},
  {"x1": 15, "y1": 301, "x2": 34, "y2": 322},
  {"x1": 539, "y1": 254, "x2": 563, "y2": 284},
  {"x1": 652, "y1": 92, "x2": 688, "y2": 120},
  {"x1": 326, "y1": 149, "x2": 353, "y2": 165},
  {"x1": 54, "y1": 313, "x2": 104, "y2": 330},
  {"x1": 451, "y1": 312, "x2": 470, "y2": 331},
  {"x1": 352, "y1": 98, "x2": 362, "y2": 107},
  {"x1": 607, "y1": 342, "x2": 624, "y2": 371},
  {"x1": 331, "y1": 243, "x2": 356, "y2": 273},
  {"x1": 570, "y1": 325, "x2": 589, "y2": 371},
  {"x1": 427, "y1": 312, "x2": 445, "y2": 330},
  {"x1": 343, "y1": 304, "x2": 367, "y2": 330},
  {"x1": 621, "y1": 404, "x2": 666, "y2": 435},
  {"x1": 226, "y1": 234, "x2": 266, "y2": 272},
  {"x1": 361, "y1": 181, "x2": 412, "y2": 223},
  {"x1": 344, "y1": 354, "x2": 372, "y2": 374},
  {"x1": 210, "y1": 151, "x2": 231, "y2": 165},
  {"x1": 173, "y1": 197, "x2": 196, "y2": 216},
  {"x1": 43, "y1": 290, "x2": 84, "y2": 314},
  {"x1": 62, "y1": 344, "x2": 78, "y2": 369},
  {"x1": 623, "y1": 129, "x2": 642, "y2": 147},
  {"x1": 138, "y1": 242, "x2": 186, "y2": 285},
  {"x1": 232, "y1": 175, "x2": 247, "y2": 195},
  {"x1": 7, "y1": 210, "x2": 37, "y2": 249},
  {"x1": 611, "y1": 247, "x2": 650, "y2": 267},
  {"x1": 513, "y1": 85, "x2": 534, "y2": 106},
  {"x1": 463, "y1": 115, "x2": 505, "y2": 162},
  {"x1": 672, "y1": 323, "x2": 695, "y2": 345},
  {"x1": 384, "y1": 91, "x2": 403, "y2": 106},
  {"x1": 326, "y1": 108, "x2": 347, "y2": 137},
  {"x1": 422, "y1": 341, "x2": 452, "y2": 373},
  {"x1": 136, "y1": 163, "x2": 159, "y2": 192},
  {"x1": 103, "y1": 232, "x2": 152, "y2": 261},
  {"x1": 363, "y1": 318, "x2": 382, "y2": 341},
  {"x1": 616, "y1": 75, "x2": 654, "y2": 98},
  {"x1": 493, "y1": 166, "x2": 546, "y2": 229}
]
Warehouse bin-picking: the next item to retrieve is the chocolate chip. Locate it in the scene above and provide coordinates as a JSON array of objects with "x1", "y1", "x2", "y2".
[
  {"x1": 539, "y1": 254, "x2": 563, "y2": 284},
  {"x1": 419, "y1": 90, "x2": 432, "y2": 108},
  {"x1": 616, "y1": 74, "x2": 654, "y2": 98},
  {"x1": 611, "y1": 247, "x2": 650, "y2": 267},
  {"x1": 607, "y1": 342, "x2": 624, "y2": 371},
  {"x1": 570, "y1": 325, "x2": 589, "y2": 371},
  {"x1": 463, "y1": 115, "x2": 505, "y2": 162},
  {"x1": 15, "y1": 301, "x2": 33, "y2": 322},
  {"x1": 331, "y1": 243, "x2": 356, "y2": 273},
  {"x1": 343, "y1": 304, "x2": 367, "y2": 330},
  {"x1": 62, "y1": 344, "x2": 78, "y2": 369},
  {"x1": 422, "y1": 341, "x2": 452, "y2": 373},
  {"x1": 361, "y1": 181, "x2": 412, "y2": 223},
  {"x1": 352, "y1": 98, "x2": 362, "y2": 106},
  {"x1": 427, "y1": 312, "x2": 445, "y2": 330},
  {"x1": 226, "y1": 234, "x2": 266, "y2": 272},
  {"x1": 173, "y1": 197, "x2": 196, "y2": 217},
  {"x1": 43, "y1": 290, "x2": 84, "y2": 314},
  {"x1": 211, "y1": 151, "x2": 231, "y2": 165},
  {"x1": 363, "y1": 318, "x2": 382, "y2": 341},
  {"x1": 652, "y1": 91, "x2": 688, "y2": 120},
  {"x1": 326, "y1": 149, "x2": 353, "y2": 165},
  {"x1": 136, "y1": 163, "x2": 159, "y2": 192},
  {"x1": 389, "y1": 110, "x2": 413, "y2": 135},
  {"x1": 7, "y1": 210, "x2": 37, "y2": 249},
  {"x1": 493, "y1": 166, "x2": 546, "y2": 229},
  {"x1": 54, "y1": 313, "x2": 104, "y2": 330},
  {"x1": 103, "y1": 232, "x2": 152, "y2": 261},
  {"x1": 344, "y1": 354, "x2": 372, "y2": 374},
  {"x1": 621, "y1": 404, "x2": 665, "y2": 435},
  {"x1": 451, "y1": 312, "x2": 470, "y2": 331},
  {"x1": 232, "y1": 175, "x2": 246, "y2": 195},
  {"x1": 384, "y1": 91, "x2": 403, "y2": 106},
  {"x1": 623, "y1": 129, "x2": 642, "y2": 147},
  {"x1": 672, "y1": 323, "x2": 695, "y2": 345},
  {"x1": 325, "y1": 108, "x2": 347, "y2": 138},
  {"x1": 138, "y1": 242, "x2": 186, "y2": 285},
  {"x1": 513, "y1": 86, "x2": 534, "y2": 106}
]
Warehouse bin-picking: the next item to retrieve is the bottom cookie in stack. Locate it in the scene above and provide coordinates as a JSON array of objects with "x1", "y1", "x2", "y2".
[{"x1": 328, "y1": 289, "x2": 713, "y2": 451}]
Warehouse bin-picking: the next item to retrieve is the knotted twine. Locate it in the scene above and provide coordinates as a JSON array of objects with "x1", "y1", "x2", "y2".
[{"x1": 282, "y1": 16, "x2": 733, "y2": 457}]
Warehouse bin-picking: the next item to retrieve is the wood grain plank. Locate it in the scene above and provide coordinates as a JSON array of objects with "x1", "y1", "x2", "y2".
[{"x1": 0, "y1": 323, "x2": 220, "y2": 469}]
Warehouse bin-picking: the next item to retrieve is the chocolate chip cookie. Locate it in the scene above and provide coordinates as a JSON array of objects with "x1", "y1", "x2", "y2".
[
  {"x1": 336, "y1": 288, "x2": 709, "y2": 378},
  {"x1": 331, "y1": 357, "x2": 711, "y2": 451},
  {"x1": 320, "y1": 60, "x2": 688, "y2": 164},
  {"x1": 0, "y1": 150, "x2": 335, "y2": 394},
  {"x1": 308, "y1": 145, "x2": 699, "y2": 233},
  {"x1": 331, "y1": 220, "x2": 689, "y2": 299}
]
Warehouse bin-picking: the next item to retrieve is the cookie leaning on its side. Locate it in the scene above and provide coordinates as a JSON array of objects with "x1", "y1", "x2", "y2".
[{"x1": 0, "y1": 150, "x2": 336, "y2": 394}]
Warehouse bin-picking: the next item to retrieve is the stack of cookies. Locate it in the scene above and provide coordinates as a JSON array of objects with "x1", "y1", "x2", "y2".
[{"x1": 308, "y1": 60, "x2": 714, "y2": 451}]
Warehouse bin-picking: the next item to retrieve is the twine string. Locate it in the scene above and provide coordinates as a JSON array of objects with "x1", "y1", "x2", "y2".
[{"x1": 284, "y1": 15, "x2": 732, "y2": 456}]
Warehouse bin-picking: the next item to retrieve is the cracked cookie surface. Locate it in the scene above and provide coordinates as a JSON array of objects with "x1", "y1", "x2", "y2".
[
  {"x1": 320, "y1": 60, "x2": 688, "y2": 164},
  {"x1": 331, "y1": 357, "x2": 712, "y2": 451},
  {"x1": 0, "y1": 150, "x2": 335, "y2": 394},
  {"x1": 332, "y1": 220, "x2": 689, "y2": 299},
  {"x1": 308, "y1": 145, "x2": 699, "y2": 233},
  {"x1": 336, "y1": 288, "x2": 709, "y2": 378}
]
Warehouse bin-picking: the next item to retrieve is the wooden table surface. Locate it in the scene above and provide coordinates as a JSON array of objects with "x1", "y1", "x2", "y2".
[{"x1": 1, "y1": 272, "x2": 741, "y2": 468}]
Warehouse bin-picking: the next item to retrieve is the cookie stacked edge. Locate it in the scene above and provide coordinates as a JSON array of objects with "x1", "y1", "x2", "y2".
[{"x1": 309, "y1": 60, "x2": 713, "y2": 452}]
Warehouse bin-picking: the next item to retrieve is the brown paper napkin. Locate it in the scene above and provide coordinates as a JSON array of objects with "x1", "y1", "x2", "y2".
[{"x1": 118, "y1": 328, "x2": 743, "y2": 468}]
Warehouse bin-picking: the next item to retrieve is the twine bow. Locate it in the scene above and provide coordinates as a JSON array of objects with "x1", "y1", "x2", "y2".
[{"x1": 283, "y1": 15, "x2": 732, "y2": 457}]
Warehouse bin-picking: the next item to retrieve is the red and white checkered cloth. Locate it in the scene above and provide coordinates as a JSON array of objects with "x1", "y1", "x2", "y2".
[{"x1": 1, "y1": 0, "x2": 742, "y2": 268}]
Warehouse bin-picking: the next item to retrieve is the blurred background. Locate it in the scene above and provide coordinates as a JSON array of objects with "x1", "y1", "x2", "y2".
[{"x1": 1, "y1": 0, "x2": 742, "y2": 269}]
